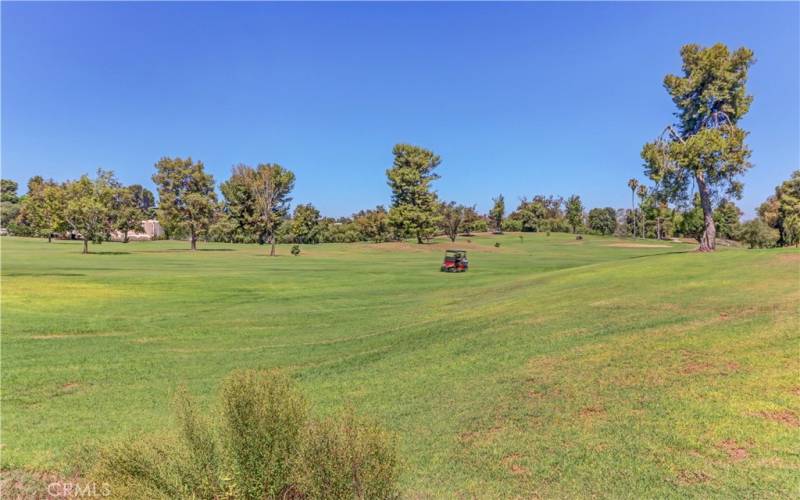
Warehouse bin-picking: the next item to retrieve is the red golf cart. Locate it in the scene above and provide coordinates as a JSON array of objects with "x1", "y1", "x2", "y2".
[{"x1": 441, "y1": 249, "x2": 468, "y2": 272}]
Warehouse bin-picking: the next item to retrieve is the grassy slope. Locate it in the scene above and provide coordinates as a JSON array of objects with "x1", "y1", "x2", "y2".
[{"x1": 1, "y1": 233, "x2": 798, "y2": 497}]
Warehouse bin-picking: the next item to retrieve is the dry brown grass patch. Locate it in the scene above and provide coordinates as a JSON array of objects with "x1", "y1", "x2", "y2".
[
  {"x1": 718, "y1": 439, "x2": 749, "y2": 461},
  {"x1": 757, "y1": 410, "x2": 800, "y2": 427},
  {"x1": 579, "y1": 406, "x2": 605, "y2": 418},
  {"x1": 776, "y1": 253, "x2": 800, "y2": 262},
  {"x1": 676, "y1": 469, "x2": 712, "y2": 485},
  {"x1": 680, "y1": 362, "x2": 714, "y2": 375}
]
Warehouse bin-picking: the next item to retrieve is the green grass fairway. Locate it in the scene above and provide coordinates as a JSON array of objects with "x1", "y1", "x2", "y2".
[{"x1": 2, "y1": 233, "x2": 798, "y2": 497}]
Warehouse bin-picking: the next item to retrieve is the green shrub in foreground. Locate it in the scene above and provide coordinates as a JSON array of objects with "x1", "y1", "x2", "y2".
[
  {"x1": 221, "y1": 370, "x2": 307, "y2": 498},
  {"x1": 295, "y1": 410, "x2": 400, "y2": 499},
  {"x1": 91, "y1": 370, "x2": 399, "y2": 499}
]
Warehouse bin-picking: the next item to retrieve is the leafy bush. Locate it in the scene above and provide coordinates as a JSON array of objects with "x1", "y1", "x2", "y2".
[
  {"x1": 92, "y1": 434, "x2": 197, "y2": 499},
  {"x1": 587, "y1": 207, "x2": 617, "y2": 235},
  {"x1": 501, "y1": 219, "x2": 523, "y2": 232},
  {"x1": 294, "y1": 410, "x2": 400, "y2": 499},
  {"x1": 467, "y1": 218, "x2": 488, "y2": 233},
  {"x1": 738, "y1": 219, "x2": 779, "y2": 249},
  {"x1": 220, "y1": 370, "x2": 307, "y2": 498},
  {"x1": 291, "y1": 245, "x2": 301, "y2": 256},
  {"x1": 91, "y1": 370, "x2": 399, "y2": 499},
  {"x1": 494, "y1": 242, "x2": 501, "y2": 248}
]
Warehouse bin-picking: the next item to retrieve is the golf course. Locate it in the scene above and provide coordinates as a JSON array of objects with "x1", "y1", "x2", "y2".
[{"x1": 2, "y1": 234, "x2": 797, "y2": 497}]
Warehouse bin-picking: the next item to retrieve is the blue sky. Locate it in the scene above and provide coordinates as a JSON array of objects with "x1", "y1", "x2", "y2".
[{"x1": 2, "y1": 2, "x2": 798, "y2": 217}]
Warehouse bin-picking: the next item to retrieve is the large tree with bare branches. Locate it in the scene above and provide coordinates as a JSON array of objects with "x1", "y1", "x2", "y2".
[
  {"x1": 221, "y1": 164, "x2": 295, "y2": 256},
  {"x1": 641, "y1": 43, "x2": 755, "y2": 251}
]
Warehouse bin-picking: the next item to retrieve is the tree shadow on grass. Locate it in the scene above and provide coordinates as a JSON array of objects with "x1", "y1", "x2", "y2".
[
  {"x1": 88, "y1": 251, "x2": 131, "y2": 255},
  {"x1": 3, "y1": 272, "x2": 87, "y2": 277},
  {"x1": 138, "y1": 248, "x2": 235, "y2": 253},
  {"x1": 625, "y1": 250, "x2": 692, "y2": 260}
]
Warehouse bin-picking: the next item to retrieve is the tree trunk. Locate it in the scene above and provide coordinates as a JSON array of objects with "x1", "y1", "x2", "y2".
[
  {"x1": 123, "y1": 230, "x2": 129, "y2": 243},
  {"x1": 190, "y1": 229, "x2": 197, "y2": 251},
  {"x1": 416, "y1": 231, "x2": 423, "y2": 244},
  {"x1": 269, "y1": 234, "x2": 277, "y2": 256},
  {"x1": 642, "y1": 214, "x2": 646, "y2": 239},
  {"x1": 631, "y1": 191, "x2": 636, "y2": 238},
  {"x1": 47, "y1": 234, "x2": 52, "y2": 243},
  {"x1": 82, "y1": 238, "x2": 89, "y2": 254},
  {"x1": 696, "y1": 173, "x2": 716, "y2": 252}
]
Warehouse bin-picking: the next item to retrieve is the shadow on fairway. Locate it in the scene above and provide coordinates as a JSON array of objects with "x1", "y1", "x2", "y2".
[
  {"x1": 624, "y1": 250, "x2": 694, "y2": 260},
  {"x1": 137, "y1": 248, "x2": 236, "y2": 253},
  {"x1": 3, "y1": 272, "x2": 87, "y2": 277}
]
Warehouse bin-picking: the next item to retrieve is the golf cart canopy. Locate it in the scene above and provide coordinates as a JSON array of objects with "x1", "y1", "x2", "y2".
[{"x1": 445, "y1": 249, "x2": 467, "y2": 253}]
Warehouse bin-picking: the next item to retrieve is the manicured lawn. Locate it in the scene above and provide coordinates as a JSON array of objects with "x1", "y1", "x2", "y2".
[{"x1": 1, "y1": 233, "x2": 798, "y2": 497}]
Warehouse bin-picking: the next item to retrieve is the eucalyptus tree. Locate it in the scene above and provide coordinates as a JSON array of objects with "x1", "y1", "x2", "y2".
[
  {"x1": 489, "y1": 194, "x2": 505, "y2": 232},
  {"x1": 221, "y1": 163, "x2": 295, "y2": 255},
  {"x1": 641, "y1": 43, "x2": 755, "y2": 251}
]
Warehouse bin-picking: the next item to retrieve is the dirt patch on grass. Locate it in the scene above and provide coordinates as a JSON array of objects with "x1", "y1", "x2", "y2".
[
  {"x1": 458, "y1": 425, "x2": 504, "y2": 446},
  {"x1": 757, "y1": 410, "x2": 800, "y2": 427},
  {"x1": 681, "y1": 362, "x2": 714, "y2": 375},
  {"x1": 777, "y1": 253, "x2": 800, "y2": 262},
  {"x1": 607, "y1": 243, "x2": 671, "y2": 248},
  {"x1": 678, "y1": 351, "x2": 740, "y2": 376},
  {"x1": 527, "y1": 389, "x2": 546, "y2": 399},
  {"x1": 677, "y1": 470, "x2": 711, "y2": 485},
  {"x1": 501, "y1": 454, "x2": 529, "y2": 476},
  {"x1": 579, "y1": 406, "x2": 605, "y2": 418},
  {"x1": 722, "y1": 362, "x2": 740, "y2": 373},
  {"x1": 718, "y1": 440, "x2": 749, "y2": 461}
]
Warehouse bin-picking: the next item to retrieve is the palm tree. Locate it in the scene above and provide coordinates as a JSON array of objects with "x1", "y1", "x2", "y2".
[
  {"x1": 627, "y1": 178, "x2": 639, "y2": 238},
  {"x1": 636, "y1": 184, "x2": 648, "y2": 238}
]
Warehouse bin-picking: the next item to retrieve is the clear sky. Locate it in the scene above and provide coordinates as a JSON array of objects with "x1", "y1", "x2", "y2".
[{"x1": 2, "y1": 2, "x2": 798, "y2": 217}]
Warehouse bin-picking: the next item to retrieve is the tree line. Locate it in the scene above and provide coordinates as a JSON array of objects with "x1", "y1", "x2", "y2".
[
  {"x1": 1, "y1": 153, "x2": 797, "y2": 254},
  {"x1": 1, "y1": 43, "x2": 797, "y2": 253}
]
